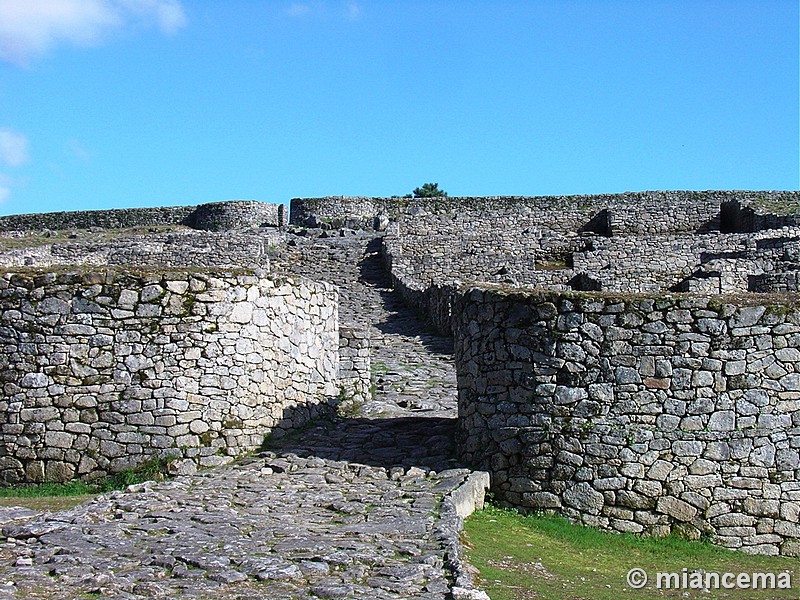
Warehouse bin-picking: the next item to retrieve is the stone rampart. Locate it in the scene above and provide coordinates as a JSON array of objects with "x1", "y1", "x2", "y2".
[
  {"x1": 0, "y1": 206, "x2": 196, "y2": 232},
  {"x1": 384, "y1": 226, "x2": 579, "y2": 284},
  {"x1": 0, "y1": 230, "x2": 283, "y2": 270},
  {"x1": 751, "y1": 271, "x2": 800, "y2": 293},
  {"x1": 572, "y1": 231, "x2": 797, "y2": 294},
  {"x1": 292, "y1": 191, "x2": 800, "y2": 234},
  {"x1": 379, "y1": 196, "x2": 800, "y2": 331},
  {"x1": 453, "y1": 286, "x2": 800, "y2": 555},
  {"x1": 382, "y1": 225, "x2": 575, "y2": 336},
  {"x1": 0, "y1": 200, "x2": 286, "y2": 233},
  {"x1": 0, "y1": 269, "x2": 338, "y2": 483}
]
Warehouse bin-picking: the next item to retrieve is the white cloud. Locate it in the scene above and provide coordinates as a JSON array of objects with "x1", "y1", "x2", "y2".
[
  {"x1": 286, "y1": 1, "x2": 361, "y2": 20},
  {"x1": 0, "y1": 129, "x2": 28, "y2": 203},
  {"x1": 0, "y1": 0, "x2": 187, "y2": 66},
  {"x1": 286, "y1": 3, "x2": 312, "y2": 18},
  {"x1": 66, "y1": 138, "x2": 91, "y2": 162},
  {"x1": 119, "y1": 0, "x2": 186, "y2": 34},
  {"x1": 0, "y1": 173, "x2": 13, "y2": 203},
  {"x1": 0, "y1": 129, "x2": 30, "y2": 167},
  {"x1": 345, "y1": 1, "x2": 361, "y2": 20}
]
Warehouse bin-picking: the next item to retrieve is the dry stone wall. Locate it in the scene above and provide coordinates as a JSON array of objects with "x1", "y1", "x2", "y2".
[
  {"x1": 290, "y1": 191, "x2": 800, "y2": 556},
  {"x1": 453, "y1": 286, "x2": 800, "y2": 555},
  {"x1": 376, "y1": 194, "x2": 800, "y2": 334},
  {"x1": 0, "y1": 200, "x2": 286, "y2": 233},
  {"x1": 338, "y1": 327, "x2": 371, "y2": 407},
  {"x1": 752, "y1": 271, "x2": 800, "y2": 293},
  {"x1": 383, "y1": 226, "x2": 580, "y2": 285},
  {"x1": 292, "y1": 191, "x2": 800, "y2": 235},
  {"x1": 186, "y1": 201, "x2": 286, "y2": 231},
  {"x1": 0, "y1": 230, "x2": 283, "y2": 270},
  {"x1": 571, "y1": 231, "x2": 796, "y2": 294},
  {"x1": 0, "y1": 269, "x2": 338, "y2": 483},
  {"x1": 0, "y1": 206, "x2": 197, "y2": 232}
]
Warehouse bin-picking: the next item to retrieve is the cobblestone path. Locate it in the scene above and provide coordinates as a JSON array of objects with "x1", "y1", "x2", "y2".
[{"x1": 0, "y1": 231, "x2": 480, "y2": 599}]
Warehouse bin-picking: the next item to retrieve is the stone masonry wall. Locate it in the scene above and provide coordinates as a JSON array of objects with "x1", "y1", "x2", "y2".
[
  {"x1": 383, "y1": 227, "x2": 575, "y2": 337},
  {"x1": 571, "y1": 232, "x2": 797, "y2": 294},
  {"x1": 187, "y1": 201, "x2": 287, "y2": 231},
  {"x1": 752, "y1": 271, "x2": 800, "y2": 293},
  {"x1": 383, "y1": 225, "x2": 580, "y2": 286},
  {"x1": 292, "y1": 191, "x2": 800, "y2": 234},
  {"x1": 0, "y1": 269, "x2": 338, "y2": 483},
  {"x1": 0, "y1": 200, "x2": 286, "y2": 233},
  {"x1": 0, "y1": 230, "x2": 284, "y2": 271},
  {"x1": 382, "y1": 211, "x2": 800, "y2": 332},
  {"x1": 0, "y1": 206, "x2": 197, "y2": 232},
  {"x1": 338, "y1": 327, "x2": 372, "y2": 407},
  {"x1": 453, "y1": 286, "x2": 800, "y2": 555}
]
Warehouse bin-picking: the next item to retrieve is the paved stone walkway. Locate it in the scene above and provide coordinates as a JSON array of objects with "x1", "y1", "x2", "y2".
[
  {"x1": 277, "y1": 232, "x2": 457, "y2": 417},
  {"x1": 0, "y1": 230, "x2": 482, "y2": 599}
]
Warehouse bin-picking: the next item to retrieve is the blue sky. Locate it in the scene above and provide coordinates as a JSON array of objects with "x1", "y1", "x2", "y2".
[{"x1": 0, "y1": 0, "x2": 797, "y2": 216}]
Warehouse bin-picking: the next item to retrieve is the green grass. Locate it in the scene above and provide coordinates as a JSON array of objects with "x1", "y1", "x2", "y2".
[
  {"x1": 371, "y1": 360, "x2": 389, "y2": 376},
  {"x1": 0, "y1": 480, "x2": 95, "y2": 498},
  {"x1": 464, "y1": 505, "x2": 799, "y2": 600},
  {"x1": 0, "y1": 224, "x2": 187, "y2": 251},
  {"x1": 98, "y1": 456, "x2": 170, "y2": 492},
  {"x1": 0, "y1": 495, "x2": 93, "y2": 511},
  {"x1": 0, "y1": 457, "x2": 171, "y2": 512},
  {"x1": 750, "y1": 197, "x2": 800, "y2": 216},
  {"x1": 0, "y1": 481, "x2": 97, "y2": 511}
]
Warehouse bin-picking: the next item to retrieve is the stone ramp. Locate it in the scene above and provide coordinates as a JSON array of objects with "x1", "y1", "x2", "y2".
[
  {"x1": 0, "y1": 446, "x2": 474, "y2": 598},
  {"x1": 276, "y1": 232, "x2": 458, "y2": 418},
  {"x1": 0, "y1": 231, "x2": 483, "y2": 599}
]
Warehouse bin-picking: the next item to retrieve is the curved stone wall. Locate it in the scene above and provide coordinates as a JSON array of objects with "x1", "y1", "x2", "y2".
[
  {"x1": 453, "y1": 286, "x2": 800, "y2": 555},
  {"x1": 290, "y1": 196, "x2": 387, "y2": 229},
  {"x1": 187, "y1": 201, "x2": 286, "y2": 231},
  {"x1": 0, "y1": 269, "x2": 338, "y2": 483}
]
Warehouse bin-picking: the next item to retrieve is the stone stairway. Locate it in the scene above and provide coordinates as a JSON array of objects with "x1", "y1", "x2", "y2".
[{"x1": 0, "y1": 231, "x2": 486, "y2": 599}]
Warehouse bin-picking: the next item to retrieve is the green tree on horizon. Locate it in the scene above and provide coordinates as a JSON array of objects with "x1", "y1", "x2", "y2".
[{"x1": 412, "y1": 182, "x2": 448, "y2": 198}]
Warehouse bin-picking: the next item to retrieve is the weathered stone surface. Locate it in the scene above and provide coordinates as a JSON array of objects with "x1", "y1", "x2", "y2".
[
  {"x1": 3, "y1": 188, "x2": 800, "y2": 600},
  {"x1": 0, "y1": 270, "x2": 340, "y2": 483},
  {"x1": 657, "y1": 497, "x2": 698, "y2": 522},
  {"x1": 450, "y1": 283, "x2": 800, "y2": 556},
  {"x1": 563, "y1": 483, "x2": 604, "y2": 515},
  {"x1": 0, "y1": 230, "x2": 487, "y2": 599}
]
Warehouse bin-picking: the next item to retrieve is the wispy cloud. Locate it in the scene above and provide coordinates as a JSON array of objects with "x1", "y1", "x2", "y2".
[
  {"x1": 0, "y1": 0, "x2": 187, "y2": 66},
  {"x1": 119, "y1": 0, "x2": 186, "y2": 34},
  {"x1": 66, "y1": 138, "x2": 92, "y2": 162},
  {"x1": 0, "y1": 129, "x2": 29, "y2": 204},
  {"x1": 0, "y1": 174, "x2": 20, "y2": 204},
  {"x1": 285, "y1": 1, "x2": 361, "y2": 21},
  {"x1": 0, "y1": 129, "x2": 30, "y2": 168},
  {"x1": 345, "y1": 1, "x2": 361, "y2": 20},
  {"x1": 286, "y1": 3, "x2": 312, "y2": 18}
]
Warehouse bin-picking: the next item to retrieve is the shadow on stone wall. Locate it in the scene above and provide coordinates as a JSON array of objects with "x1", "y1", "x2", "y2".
[{"x1": 578, "y1": 209, "x2": 612, "y2": 237}]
